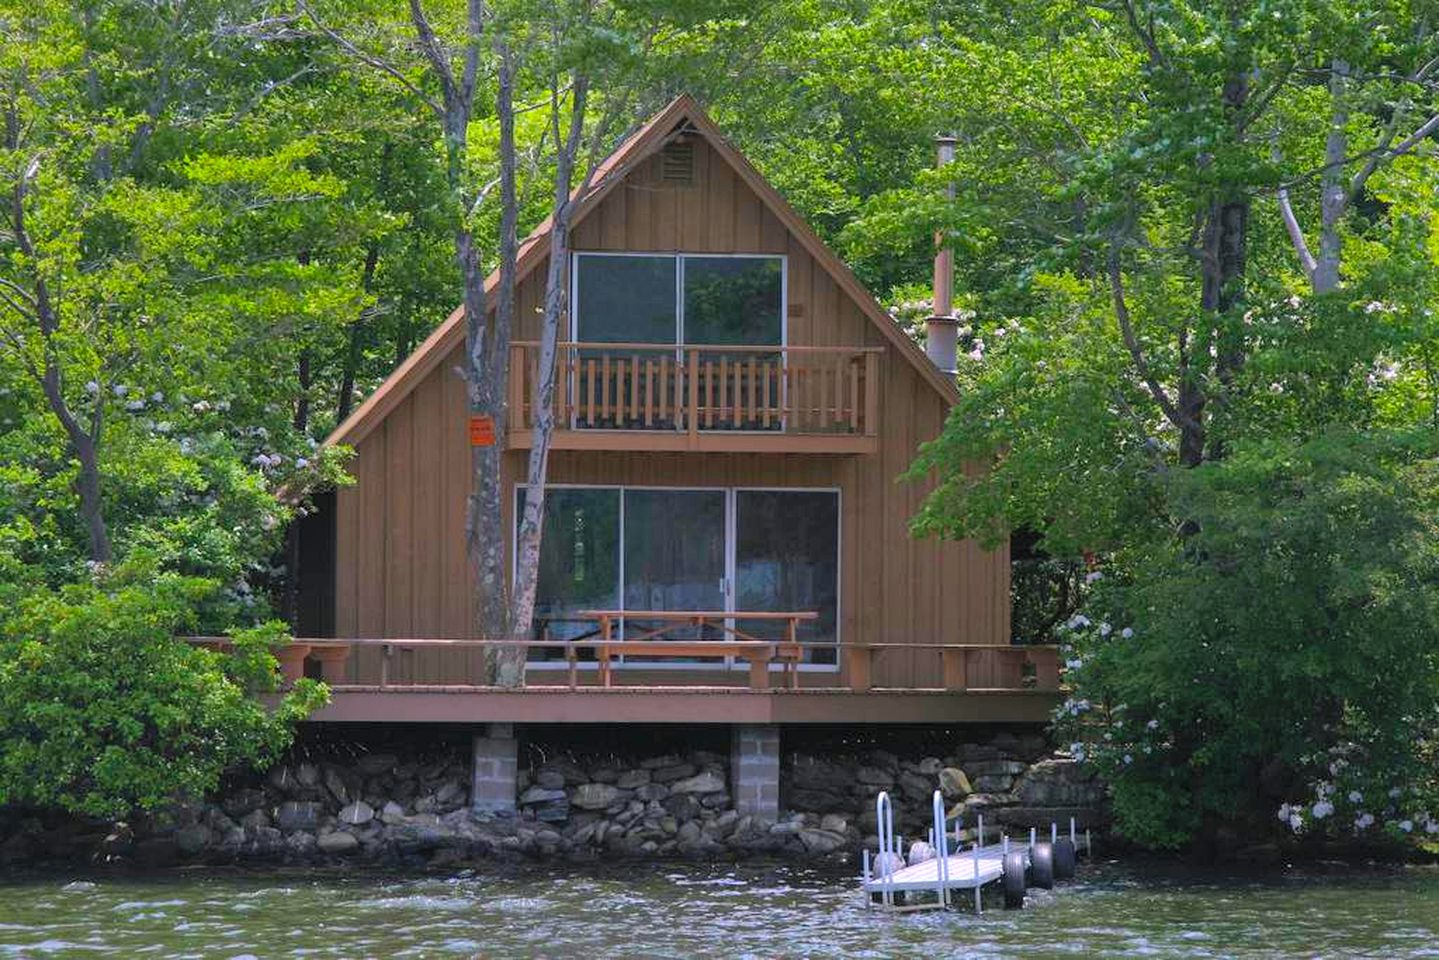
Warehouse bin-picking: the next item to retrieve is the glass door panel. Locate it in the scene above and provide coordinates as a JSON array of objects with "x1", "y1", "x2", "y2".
[
  {"x1": 574, "y1": 255, "x2": 678, "y2": 429},
  {"x1": 683, "y1": 257, "x2": 783, "y2": 430},
  {"x1": 735, "y1": 490, "x2": 839, "y2": 663},
  {"x1": 523, "y1": 488, "x2": 621, "y2": 660},
  {"x1": 623, "y1": 489, "x2": 726, "y2": 659}
]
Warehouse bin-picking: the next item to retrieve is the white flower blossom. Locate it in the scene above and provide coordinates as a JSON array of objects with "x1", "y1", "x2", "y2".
[
  {"x1": 1120, "y1": 627, "x2": 1134, "y2": 639},
  {"x1": 1312, "y1": 801, "x2": 1333, "y2": 820},
  {"x1": 1277, "y1": 804, "x2": 1292, "y2": 823},
  {"x1": 1065, "y1": 659, "x2": 1083, "y2": 670},
  {"x1": 1122, "y1": 754, "x2": 1132, "y2": 765},
  {"x1": 113, "y1": 384, "x2": 128, "y2": 397},
  {"x1": 1399, "y1": 820, "x2": 1414, "y2": 833},
  {"x1": 125, "y1": 399, "x2": 145, "y2": 411},
  {"x1": 192, "y1": 400, "x2": 211, "y2": 412},
  {"x1": 1355, "y1": 812, "x2": 1375, "y2": 830},
  {"x1": 1146, "y1": 719, "x2": 1160, "y2": 731},
  {"x1": 1288, "y1": 813, "x2": 1303, "y2": 832},
  {"x1": 1348, "y1": 790, "x2": 1363, "y2": 803},
  {"x1": 1085, "y1": 570, "x2": 1104, "y2": 583},
  {"x1": 295, "y1": 457, "x2": 309, "y2": 469},
  {"x1": 84, "y1": 381, "x2": 99, "y2": 395},
  {"x1": 1098, "y1": 622, "x2": 1112, "y2": 636}
]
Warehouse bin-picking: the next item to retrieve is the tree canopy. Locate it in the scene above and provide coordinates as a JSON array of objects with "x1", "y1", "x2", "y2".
[{"x1": 1, "y1": 0, "x2": 1437, "y2": 844}]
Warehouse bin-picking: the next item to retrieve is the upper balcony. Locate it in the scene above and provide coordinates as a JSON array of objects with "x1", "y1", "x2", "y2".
[{"x1": 507, "y1": 341, "x2": 882, "y2": 454}]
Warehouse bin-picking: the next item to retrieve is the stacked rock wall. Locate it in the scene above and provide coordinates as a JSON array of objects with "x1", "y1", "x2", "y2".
[{"x1": 0, "y1": 726, "x2": 1108, "y2": 867}]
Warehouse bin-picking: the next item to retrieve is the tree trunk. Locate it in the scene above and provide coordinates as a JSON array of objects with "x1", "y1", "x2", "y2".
[
  {"x1": 1196, "y1": 70, "x2": 1251, "y2": 465},
  {"x1": 486, "y1": 44, "x2": 525, "y2": 688},
  {"x1": 1313, "y1": 59, "x2": 1349, "y2": 294}
]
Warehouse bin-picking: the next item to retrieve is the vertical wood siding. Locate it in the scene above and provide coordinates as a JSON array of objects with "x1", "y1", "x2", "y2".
[{"x1": 330, "y1": 138, "x2": 1010, "y2": 687}]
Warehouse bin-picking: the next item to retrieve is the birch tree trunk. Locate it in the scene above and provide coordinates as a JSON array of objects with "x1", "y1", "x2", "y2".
[
  {"x1": 509, "y1": 78, "x2": 594, "y2": 677},
  {"x1": 1313, "y1": 59, "x2": 1350, "y2": 295}
]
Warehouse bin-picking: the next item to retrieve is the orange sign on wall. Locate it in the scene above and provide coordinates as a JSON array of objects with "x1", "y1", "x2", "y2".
[{"x1": 469, "y1": 414, "x2": 496, "y2": 447}]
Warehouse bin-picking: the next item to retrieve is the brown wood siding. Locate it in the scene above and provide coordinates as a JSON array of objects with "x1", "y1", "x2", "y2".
[{"x1": 329, "y1": 135, "x2": 1009, "y2": 691}]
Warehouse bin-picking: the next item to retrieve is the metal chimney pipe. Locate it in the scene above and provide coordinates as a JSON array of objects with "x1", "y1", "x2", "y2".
[{"x1": 926, "y1": 135, "x2": 959, "y2": 375}]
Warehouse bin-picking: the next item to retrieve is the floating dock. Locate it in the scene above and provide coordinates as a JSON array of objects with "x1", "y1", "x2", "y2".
[{"x1": 860, "y1": 790, "x2": 1087, "y2": 912}]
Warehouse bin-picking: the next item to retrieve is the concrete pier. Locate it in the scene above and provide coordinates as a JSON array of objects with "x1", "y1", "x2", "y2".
[
  {"x1": 731, "y1": 724, "x2": 780, "y2": 820},
  {"x1": 471, "y1": 722, "x2": 518, "y2": 815}
]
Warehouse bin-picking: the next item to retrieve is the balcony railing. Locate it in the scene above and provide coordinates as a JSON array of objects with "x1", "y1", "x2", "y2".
[{"x1": 508, "y1": 342, "x2": 882, "y2": 452}]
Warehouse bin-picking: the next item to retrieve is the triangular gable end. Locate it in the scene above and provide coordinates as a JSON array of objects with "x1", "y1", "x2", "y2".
[{"x1": 324, "y1": 94, "x2": 957, "y2": 450}]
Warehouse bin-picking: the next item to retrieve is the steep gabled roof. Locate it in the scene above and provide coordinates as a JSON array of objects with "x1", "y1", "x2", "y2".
[{"x1": 325, "y1": 94, "x2": 957, "y2": 449}]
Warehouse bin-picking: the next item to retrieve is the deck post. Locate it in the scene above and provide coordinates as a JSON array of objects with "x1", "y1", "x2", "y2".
[
  {"x1": 471, "y1": 722, "x2": 518, "y2": 816},
  {"x1": 730, "y1": 724, "x2": 781, "y2": 821}
]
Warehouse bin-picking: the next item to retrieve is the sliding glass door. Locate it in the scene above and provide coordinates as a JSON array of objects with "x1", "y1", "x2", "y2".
[
  {"x1": 735, "y1": 490, "x2": 839, "y2": 664},
  {"x1": 520, "y1": 485, "x2": 838, "y2": 666}
]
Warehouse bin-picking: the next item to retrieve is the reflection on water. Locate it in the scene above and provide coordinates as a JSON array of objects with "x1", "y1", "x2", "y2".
[{"x1": 1, "y1": 860, "x2": 1436, "y2": 958}]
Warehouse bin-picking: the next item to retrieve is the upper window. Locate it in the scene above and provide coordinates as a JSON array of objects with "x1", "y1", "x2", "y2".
[{"x1": 574, "y1": 254, "x2": 783, "y2": 347}]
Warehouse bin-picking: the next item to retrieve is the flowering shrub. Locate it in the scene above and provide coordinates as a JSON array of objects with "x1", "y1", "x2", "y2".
[{"x1": 1051, "y1": 431, "x2": 1439, "y2": 849}]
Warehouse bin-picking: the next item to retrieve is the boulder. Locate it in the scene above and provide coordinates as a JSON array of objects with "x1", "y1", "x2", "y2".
[
  {"x1": 640, "y1": 754, "x2": 682, "y2": 770},
  {"x1": 380, "y1": 801, "x2": 407, "y2": 825},
  {"x1": 174, "y1": 824, "x2": 212, "y2": 856},
  {"x1": 897, "y1": 770, "x2": 933, "y2": 801},
  {"x1": 616, "y1": 769, "x2": 651, "y2": 789},
  {"x1": 663, "y1": 794, "x2": 702, "y2": 821},
  {"x1": 906, "y1": 840, "x2": 935, "y2": 865},
  {"x1": 589, "y1": 766, "x2": 621, "y2": 784},
  {"x1": 339, "y1": 802, "x2": 374, "y2": 826},
  {"x1": 535, "y1": 769, "x2": 567, "y2": 790},
  {"x1": 540, "y1": 760, "x2": 590, "y2": 786},
  {"x1": 1012, "y1": 758, "x2": 1107, "y2": 807},
  {"x1": 296, "y1": 762, "x2": 322, "y2": 788},
  {"x1": 651, "y1": 763, "x2": 698, "y2": 784},
  {"x1": 972, "y1": 775, "x2": 1016, "y2": 793},
  {"x1": 520, "y1": 786, "x2": 568, "y2": 805},
  {"x1": 797, "y1": 828, "x2": 846, "y2": 854},
  {"x1": 356, "y1": 753, "x2": 399, "y2": 776},
  {"x1": 855, "y1": 766, "x2": 894, "y2": 788},
  {"x1": 966, "y1": 759, "x2": 1029, "y2": 778},
  {"x1": 670, "y1": 771, "x2": 725, "y2": 794},
  {"x1": 323, "y1": 767, "x2": 353, "y2": 806},
  {"x1": 819, "y1": 813, "x2": 848, "y2": 835},
  {"x1": 917, "y1": 757, "x2": 943, "y2": 775},
  {"x1": 275, "y1": 801, "x2": 322, "y2": 833},
  {"x1": 939, "y1": 767, "x2": 972, "y2": 799},
  {"x1": 284, "y1": 831, "x2": 317, "y2": 856},
  {"x1": 435, "y1": 781, "x2": 467, "y2": 806},
  {"x1": 571, "y1": 783, "x2": 627, "y2": 810},
  {"x1": 634, "y1": 783, "x2": 670, "y2": 802},
  {"x1": 317, "y1": 830, "x2": 360, "y2": 855}
]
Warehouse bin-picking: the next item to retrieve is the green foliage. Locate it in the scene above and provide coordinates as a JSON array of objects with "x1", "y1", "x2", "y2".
[
  {"x1": 0, "y1": 576, "x2": 327, "y2": 819},
  {"x1": 1052, "y1": 432, "x2": 1439, "y2": 847}
]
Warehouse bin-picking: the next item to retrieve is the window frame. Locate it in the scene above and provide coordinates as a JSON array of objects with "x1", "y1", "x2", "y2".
[{"x1": 513, "y1": 481, "x2": 840, "y2": 673}]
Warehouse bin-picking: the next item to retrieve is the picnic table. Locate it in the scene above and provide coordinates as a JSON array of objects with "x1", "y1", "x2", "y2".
[{"x1": 574, "y1": 610, "x2": 818, "y2": 689}]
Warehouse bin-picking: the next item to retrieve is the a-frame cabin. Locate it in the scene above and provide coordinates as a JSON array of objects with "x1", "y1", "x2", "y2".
[{"x1": 291, "y1": 96, "x2": 1056, "y2": 772}]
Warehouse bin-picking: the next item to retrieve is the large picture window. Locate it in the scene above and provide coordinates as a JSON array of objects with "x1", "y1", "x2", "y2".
[
  {"x1": 574, "y1": 253, "x2": 783, "y2": 348},
  {"x1": 518, "y1": 485, "x2": 838, "y2": 668}
]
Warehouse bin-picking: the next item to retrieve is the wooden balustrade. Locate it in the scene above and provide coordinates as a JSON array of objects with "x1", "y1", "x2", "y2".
[
  {"x1": 183, "y1": 637, "x2": 1062, "y2": 694},
  {"x1": 508, "y1": 342, "x2": 881, "y2": 444}
]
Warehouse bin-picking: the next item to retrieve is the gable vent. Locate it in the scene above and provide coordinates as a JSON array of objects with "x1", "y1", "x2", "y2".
[{"x1": 661, "y1": 140, "x2": 695, "y2": 183}]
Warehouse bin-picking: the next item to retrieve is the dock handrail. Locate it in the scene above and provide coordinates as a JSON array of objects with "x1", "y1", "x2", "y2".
[{"x1": 876, "y1": 790, "x2": 897, "y2": 909}]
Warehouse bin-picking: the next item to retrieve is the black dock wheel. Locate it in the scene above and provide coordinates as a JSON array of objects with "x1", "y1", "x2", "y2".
[
  {"x1": 1002, "y1": 850, "x2": 1027, "y2": 909},
  {"x1": 1053, "y1": 838, "x2": 1076, "y2": 880},
  {"x1": 1030, "y1": 842, "x2": 1055, "y2": 889}
]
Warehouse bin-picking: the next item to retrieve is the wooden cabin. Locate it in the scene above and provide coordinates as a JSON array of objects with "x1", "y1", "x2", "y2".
[{"x1": 291, "y1": 96, "x2": 1057, "y2": 735}]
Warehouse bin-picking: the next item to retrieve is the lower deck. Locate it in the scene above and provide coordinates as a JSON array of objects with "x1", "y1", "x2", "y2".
[{"x1": 309, "y1": 685, "x2": 1058, "y2": 724}]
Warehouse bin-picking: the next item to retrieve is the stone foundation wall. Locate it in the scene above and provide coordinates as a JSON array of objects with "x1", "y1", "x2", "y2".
[{"x1": 0, "y1": 727, "x2": 1107, "y2": 868}]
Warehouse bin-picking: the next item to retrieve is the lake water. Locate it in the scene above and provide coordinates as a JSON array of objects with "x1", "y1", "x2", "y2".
[{"x1": 1, "y1": 860, "x2": 1436, "y2": 958}]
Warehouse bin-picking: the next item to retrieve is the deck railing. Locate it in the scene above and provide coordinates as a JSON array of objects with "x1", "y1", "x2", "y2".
[
  {"x1": 186, "y1": 637, "x2": 1061, "y2": 694},
  {"x1": 509, "y1": 342, "x2": 882, "y2": 438}
]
